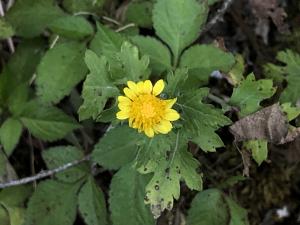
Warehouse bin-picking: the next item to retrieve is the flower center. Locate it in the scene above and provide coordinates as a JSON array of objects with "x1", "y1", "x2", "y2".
[{"x1": 130, "y1": 94, "x2": 165, "y2": 121}]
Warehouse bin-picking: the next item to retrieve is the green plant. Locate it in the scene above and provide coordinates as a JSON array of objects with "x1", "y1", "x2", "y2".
[{"x1": 0, "y1": 0, "x2": 299, "y2": 224}]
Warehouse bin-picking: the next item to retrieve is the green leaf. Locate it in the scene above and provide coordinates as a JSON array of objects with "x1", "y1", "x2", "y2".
[
  {"x1": 63, "y1": 0, "x2": 105, "y2": 13},
  {"x1": 137, "y1": 133, "x2": 202, "y2": 218},
  {"x1": 0, "y1": 18, "x2": 14, "y2": 39},
  {"x1": 0, "y1": 185, "x2": 32, "y2": 207},
  {"x1": 92, "y1": 126, "x2": 142, "y2": 170},
  {"x1": 109, "y1": 164, "x2": 155, "y2": 225},
  {"x1": 20, "y1": 101, "x2": 80, "y2": 141},
  {"x1": 229, "y1": 74, "x2": 276, "y2": 117},
  {"x1": 7, "y1": 84, "x2": 29, "y2": 116},
  {"x1": 42, "y1": 146, "x2": 88, "y2": 182},
  {"x1": 78, "y1": 50, "x2": 119, "y2": 121},
  {"x1": 225, "y1": 197, "x2": 249, "y2": 225},
  {"x1": 6, "y1": 0, "x2": 64, "y2": 38},
  {"x1": 49, "y1": 16, "x2": 94, "y2": 40},
  {"x1": 187, "y1": 189, "x2": 249, "y2": 225},
  {"x1": 243, "y1": 140, "x2": 268, "y2": 166},
  {"x1": 78, "y1": 177, "x2": 108, "y2": 225},
  {"x1": 153, "y1": 0, "x2": 208, "y2": 65},
  {"x1": 117, "y1": 41, "x2": 150, "y2": 81},
  {"x1": 0, "y1": 40, "x2": 44, "y2": 105},
  {"x1": 165, "y1": 68, "x2": 189, "y2": 97},
  {"x1": 180, "y1": 45, "x2": 235, "y2": 85},
  {"x1": 125, "y1": 1, "x2": 153, "y2": 28},
  {"x1": 0, "y1": 151, "x2": 17, "y2": 182},
  {"x1": 0, "y1": 205, "x2": 9, "y2": 225},
  {"x1": 131, "y1": 35, "x2": 172, "y2": 75},
  {"x1": 36, "y1": 41, "x2": 87, "y2": 104},
  {"x1": 274, "y1": 50, "x2": 300, "y2": 104},
  {"x1": 281, "y1": 102, "x2": 300, "y2": 121},
  {"x1": 187, "y1": 189, "x2": 229, "y2": 225},
  {"x1": 178, "y1": 88, "x2": 231, "y2": 152},
  {"x1": 227, "y1": 54, "x2": 245, "y2": 86},
  {"x1": 90, "y1": 24, "x2": 125, "y2": 61},
  {"x1": 0, "y1": 185, "x2": 32, "y2": 225},
  {"x1": 0, "y1": 118, "x2": 22, "y2": 156},
  {"x1": 24, "y1": 180, "x2": 82, "y2": 225}
]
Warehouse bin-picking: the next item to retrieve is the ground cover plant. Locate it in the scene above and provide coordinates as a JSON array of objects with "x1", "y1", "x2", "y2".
[{"x1": 0, "y1": 0, "x2": 300, "y2": 224}]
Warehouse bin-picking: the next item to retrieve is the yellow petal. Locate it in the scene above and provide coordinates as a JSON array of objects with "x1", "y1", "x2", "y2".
[
  {"x1": 145, "y1": 128, "x2": 154, "y2": 138},
  {"x1": 154, "y1": 120, "x2": 172, "y2": 134},
  {"x1": 129, "y1": 118, "x2": 134, "y2": 127},
  {"x1": 116, "y1": 111, "x2": 129, "y2": 120},
  {"x1": 153, "y1": 79, "x2": 164, "y2": 96},
  {"x1": 164, "y1": 109, "x2": 180, "y2": 121},
  {"x1": 143, "y1": 80, "x2": 153, "y2": 94},
  {"x1": 165, "y1": 98, "x2": 177, "y2": 108},
  {"x1": 136, "y1": 81, "x2": 144, "y2": 94},
  {"x1": 118, "y1": 96, "x2": 131, "y2": 103},
  {"x1": 118, "y1": 103, "x2": 130, "y2": 111},
  {"x1": 123, "y1": 87, "x2": 136, "y2": 100},
  {"x1": 127, "y1": 81, "x2": 137, "y2": 90}
]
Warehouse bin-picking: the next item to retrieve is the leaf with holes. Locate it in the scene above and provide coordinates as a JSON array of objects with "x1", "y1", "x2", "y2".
[{"x1": 137, "y1": 133, "x2": 202, "y2": 218}]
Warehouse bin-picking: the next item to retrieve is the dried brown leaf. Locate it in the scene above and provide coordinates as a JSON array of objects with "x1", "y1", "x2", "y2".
[{"x1": 230, "y1": 104, "x2": 288, "y2": 144}]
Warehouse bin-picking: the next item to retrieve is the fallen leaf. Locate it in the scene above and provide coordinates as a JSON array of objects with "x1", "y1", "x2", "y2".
[{"x1": 230, "y1": 104, "x2": 288, "y2": 144}]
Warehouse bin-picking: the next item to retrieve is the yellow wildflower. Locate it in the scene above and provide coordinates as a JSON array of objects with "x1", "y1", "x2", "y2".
[{"x1": 116, "y1": 80, "x2": 180, "y2": 137}]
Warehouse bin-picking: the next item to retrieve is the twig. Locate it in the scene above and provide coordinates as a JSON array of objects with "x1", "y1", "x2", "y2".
[
  {"x1": 102, "y1": 16, "x2": 121, "y2": 25},
  {"x1": 115, "y1": 23, "x2": 135, "y2": 33},
  {"x1": 201, "y1": 0, "x2": 235, "y2": 34},
  {"x1": 0, "y1": 155, "x2": 91, "y2": 189},
  {"x1": 49, "y1": 35, "x2": 59, "y2": 49},
  {"x1": 0, "y1": 0, "x2": 15, "y2": 53}
]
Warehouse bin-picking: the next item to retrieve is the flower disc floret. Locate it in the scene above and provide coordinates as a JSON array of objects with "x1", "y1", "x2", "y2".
[{"x1": 116, "y1": 80, "x2": 180, "y2": 137}]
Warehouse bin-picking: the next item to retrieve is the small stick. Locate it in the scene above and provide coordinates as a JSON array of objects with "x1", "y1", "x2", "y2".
[
  {"x1": 201, "y1": 0, "x2": 235, "y2": 34},
  {"x1": 0, "y1": 155, "x2": 91, "y2": 189}
]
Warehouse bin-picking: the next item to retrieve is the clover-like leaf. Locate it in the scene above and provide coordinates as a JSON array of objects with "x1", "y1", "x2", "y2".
[
  {"x1": 78, "y1": 50, "x2": 119, "y2": 121},
  {"x1": 229, "y1": 74, "x2": 276, "y2": 117},
  {"x1": 178, "y1": 88, "x2": 231, "y2": 152}
]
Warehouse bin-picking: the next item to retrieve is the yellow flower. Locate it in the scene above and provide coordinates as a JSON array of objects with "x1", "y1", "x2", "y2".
[{"x1": 116, "y1": 80, "x2": 180, "y2": 137}]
